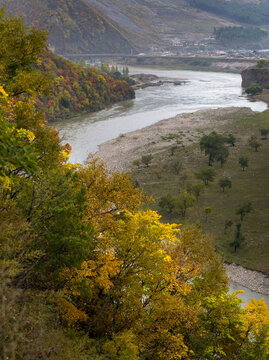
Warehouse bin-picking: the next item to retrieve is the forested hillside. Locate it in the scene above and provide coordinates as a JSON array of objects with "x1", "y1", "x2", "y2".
[
  {"x1": 38, "y1": 53, "x2": 135, "y2": 120},
  {"x1": 1, "y1": 12, "x2": 269, "y2": 360}
]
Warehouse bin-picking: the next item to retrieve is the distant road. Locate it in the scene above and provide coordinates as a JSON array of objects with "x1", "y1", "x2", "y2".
[{"x1": 62, "y1": 54, "x2": 256, "y2": 72}]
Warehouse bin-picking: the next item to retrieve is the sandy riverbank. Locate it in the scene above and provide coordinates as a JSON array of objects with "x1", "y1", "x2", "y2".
[{"x1": 96, "y1": 107, "x2": 253, "y2": 173}]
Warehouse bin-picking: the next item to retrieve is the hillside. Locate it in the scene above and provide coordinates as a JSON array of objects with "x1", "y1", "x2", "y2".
[
  {"x1": 1, "y1": 0, "x2": 268, "y2": 53},
  {"x1": 38, "y1": 53, "x2": 135, "y2": 120},
  {"x1": 86, "y1": 0, "x2": 269, "y2": 49},
  {"x1": 0, "y1": 0, "x2": 134, "y2": 54}
]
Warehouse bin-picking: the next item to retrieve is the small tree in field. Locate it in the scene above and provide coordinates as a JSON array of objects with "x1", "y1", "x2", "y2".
[
  {"x1": 230, "y1": 223, "x2": 245, "y2": 253},
  {"x1": 169, "y1": 145, "x2": 178, "y2": 156},
  {"x1": 215, "y1": 146, "x2": 229, "y2": 167},
  {"x1": 226, "y1": 134, "x2": 236, "y2": 147},
  {"x1": 141, "y1": 154, "x2": 153, "y2": 167},
  {"x1": 248, "y1": 136, "x2": 262, "y2": 152},
  {"x1": 218, "y1": 178, "x2": 232, "y2": 192},
  {"x1": 260, "y1": 129, "x2": 269, "y2": 140},
  {"x1": 195, "y1": 167, "x2": 216, "y2": 186},
  {"x1": 171, "y1": 158, "x2": 182, "y2": 175},
  {"x1": 133, "y1": 159, "x2": 141, "y2": 168},
  {"x1": 236, "y1": 202, "x2": 253, "y2": 221},
  {"x1": 239, "y1": 157, "x2": 249, "y2": 171},
  {"x1": 204, "y1": 206, "x2": 212, "y2": 222},
  {"x1": 176, "y1": 190, "x2": 196, "y2": 217},
  {"x1": 200, "y1": 132, "x2": 228, "y2": 166},
  {"x1": 159, "y1": 194, "x2": 176, "y2": 220},
  {"x1": 187, "y1": 183, "x2": 204, "y2": 200},
  {"x1": 224, "y1": 219, "x2": 233, "y2": 234}
]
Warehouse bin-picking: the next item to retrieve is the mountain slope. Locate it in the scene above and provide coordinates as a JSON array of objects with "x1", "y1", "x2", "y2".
[
  {"x1": 1, "y1": 0, "x2": 267, "y2": 53},
  {"x1": 86, "y1": 0, "x2": 239, "y2": 44},
  {"x1": 0, "y1": 0, "x2": 135, "y2": 54}
]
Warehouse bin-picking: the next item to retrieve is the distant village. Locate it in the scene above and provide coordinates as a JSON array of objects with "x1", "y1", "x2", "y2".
[{"x1": 140, "y1": 36, "x2": 269, "y2": 60}]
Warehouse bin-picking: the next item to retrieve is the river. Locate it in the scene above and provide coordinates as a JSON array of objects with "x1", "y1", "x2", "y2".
[
  {"x1": 55, "y1": 68, "x2": 267, "y2": 164},
  {"x1": 55, "y1": 67, "x2": 268, "y2": 306}
]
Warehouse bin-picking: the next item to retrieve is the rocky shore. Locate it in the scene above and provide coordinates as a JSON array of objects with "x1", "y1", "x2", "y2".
[
  {"x1": 130, "y1": 73, "x2": 183, "y2": 89},
  {"x1": 225, "y1": 263, "x2": 269, "y2": 295}
]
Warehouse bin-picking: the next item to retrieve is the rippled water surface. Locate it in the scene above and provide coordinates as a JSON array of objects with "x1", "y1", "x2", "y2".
[{"x1": 55, "y1": 67, "x2": 267, "y2": 163}]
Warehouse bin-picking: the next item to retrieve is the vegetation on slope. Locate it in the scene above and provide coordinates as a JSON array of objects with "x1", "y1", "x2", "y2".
[
  {"x1": 38, "y1": 54, "x2": 135, "y2": 120},
  {"x1": 1, "y1": 11, "x2": 269, "y2": 360},
  {"x1": 131, "y1": 109, "x2": 269, "y2": 273},
  {"x1": 188, "y1": 0, "x2": 269, "y2": 25},
  {"x1": 0, "y1": 0, "x2": 134, "y2": 54},
  {"x1": 214, "y1": 26, "x2": 268, "y2": 49}
]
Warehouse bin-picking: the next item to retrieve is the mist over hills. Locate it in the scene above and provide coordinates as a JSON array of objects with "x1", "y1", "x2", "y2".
[{"x1": 1, "y1": 0, "x2": 268, "y2": 54}]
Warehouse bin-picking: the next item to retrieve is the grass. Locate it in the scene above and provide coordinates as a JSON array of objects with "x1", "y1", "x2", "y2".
[{"x1": 131, "y1": 110, "x2": 269, "y2": 273}]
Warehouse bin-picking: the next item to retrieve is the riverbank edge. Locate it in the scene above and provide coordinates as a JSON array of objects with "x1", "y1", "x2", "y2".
[{"x1": 225, "y1": 262, "x2": 269, "y2": 296}]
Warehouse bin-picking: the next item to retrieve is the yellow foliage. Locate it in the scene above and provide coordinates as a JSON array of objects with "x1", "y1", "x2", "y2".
[
  {"x1": 76, "y1": 157, "x2": 149, "y2": 234},
  {"x1": 244, "y1": 298, "x2": 269, "y2": 345},
  {"x1": 57, "y1": 297, "x2": 88, "y2": 327}
]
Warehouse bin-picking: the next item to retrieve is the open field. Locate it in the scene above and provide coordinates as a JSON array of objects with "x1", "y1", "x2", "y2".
[{"x1": 97, "y1": 108, "x2": 269, "y2": 273}]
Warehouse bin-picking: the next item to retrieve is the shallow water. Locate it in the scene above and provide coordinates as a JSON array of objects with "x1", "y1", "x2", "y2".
[
  {"x1": 55, "y1": 68, "x2": 267, "y2": 164},
  {"x1": 229, "y1": 281, "x2": 269, "y2": 307}
]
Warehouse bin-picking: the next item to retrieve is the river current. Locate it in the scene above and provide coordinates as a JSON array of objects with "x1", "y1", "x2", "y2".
[
  {"x1": 55, "y1": 67, "x2": 268, "y2": 306},
  {"x1": 56, "y1": 67, "x2": 267, "y2": 164}
]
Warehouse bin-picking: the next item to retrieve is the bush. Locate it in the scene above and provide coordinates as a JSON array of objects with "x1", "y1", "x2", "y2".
[{"x1": 245, "y1": 83, "x2": 263, "y2": 95}]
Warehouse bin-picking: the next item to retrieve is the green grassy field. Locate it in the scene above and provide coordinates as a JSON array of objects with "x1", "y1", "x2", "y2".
[{"x1": 131, "y1": 110, "x2": 269, "y2": 273}]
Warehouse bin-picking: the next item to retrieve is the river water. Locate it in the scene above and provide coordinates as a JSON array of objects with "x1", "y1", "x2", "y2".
[
  {"x1": 55, "y1": 67, "x2": 268, "y2": 306},
  {"x1": 56, "y1": 68, "x2": 267, "y2": 164},
  {"x1": 229, "y1": 281, "x2": 269, "y2": 307}
]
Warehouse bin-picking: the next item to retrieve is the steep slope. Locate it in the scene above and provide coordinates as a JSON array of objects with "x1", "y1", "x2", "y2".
[
  {"x1": 0, "y1": 0, "x2": 134, "y2": 54},
  {"x1": 86, "y1": 0, "x2": 240, "y2": 44},
  {"x1": 39, "y1": 52, "x2": 135, "y2": 120}
]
